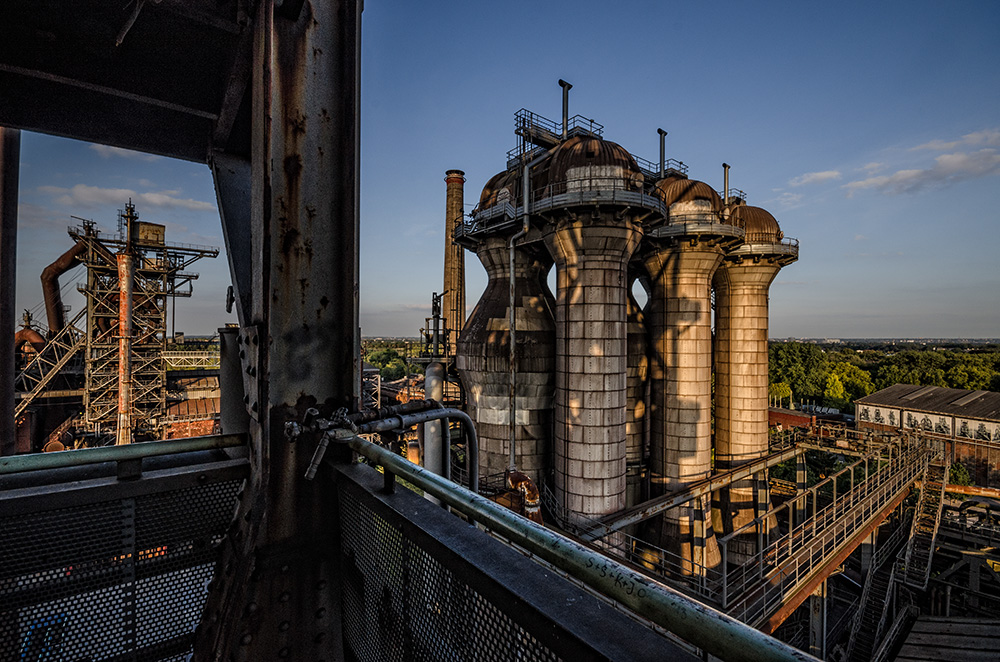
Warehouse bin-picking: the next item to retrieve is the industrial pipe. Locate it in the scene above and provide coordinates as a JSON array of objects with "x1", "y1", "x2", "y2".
[
  {"x1": 355, "y1": 406, "x2": 479, "y2": 494},
  {"x1": 116, "y1": 251, "x2": 134, "y2": 445},
  {"x1": 723, "y1": 162, "x2": 731, "y2": 207},
  {"x1": 558, "y1": 79, "x2": 572, "y2": 140},
  {"x1": 423, "y1": 362, "x2": 446, "y2": 502},
  {"x1": 14, "y1": 327, "x2": 45, "y2": 353},
  {"x1": 40, "y1": 241, "x2": 86, "y2": 336},
  {"x1": 342, "y1": 437, "x2": 818, "y2": 662},
  {"x1": 658, "y1": 128, "x2": 668, "y2": 179},
  {"x1": 0, "y1": 433, "x2": 247, "y2": 475}
]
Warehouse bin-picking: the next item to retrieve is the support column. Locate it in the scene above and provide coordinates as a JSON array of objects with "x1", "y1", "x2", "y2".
[
  {"x1": 0, "y1": 127, "x2": 19, "y2": 457},
  {"x1": 196, "y1": 1, "x2": 361, "y2": 658},
  {"x1": 625, "y1": 281, "x2": 648, "y2": 510},
  {"x1": 808, "y1": 580, "x2": 827, "y2": 659},
  {"x1": 713, "y1": 260, "x2": 781, "y2": 561},
  {"x1": 545, "y1": 219, "x2": 641, "y2": 520},
  {"x1": 642, "y1": 243, "x2": 723, "y2": 573}
]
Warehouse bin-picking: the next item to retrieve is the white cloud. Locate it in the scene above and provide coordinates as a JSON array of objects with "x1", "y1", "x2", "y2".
[
  {"x1": 789, "y1": 170, "x2": 841, "y2": 187},
  {"x1": 88, "y1": 144, "x2": 161, "y2": 162},
  {"x1": 772, "y1": 192, "x2": 803, "y2": 209},
  {"x1": 38, "y1": 184, "x2": 216, "y2": 211},
  {"x1": 843, "y1": 148, "x2": 1000, "y2": 196},
  {"x1": 860, "y1": 162, "x2": 885, "y2": 174},
  {"x1": 912, "y1": 128, "x2": 1000, "y2": 152}
]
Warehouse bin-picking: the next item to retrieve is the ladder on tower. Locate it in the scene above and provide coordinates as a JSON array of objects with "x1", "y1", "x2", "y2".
[
  {"x1": 902, "y1": 460, "x2": 949, "y2": 590},
  {"x1": 14, "y1": 307, "x2": 87, "y2": 418}
]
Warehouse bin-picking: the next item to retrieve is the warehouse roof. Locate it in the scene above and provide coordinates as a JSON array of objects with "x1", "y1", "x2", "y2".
[{"x1": 856, "y1": 384, "x2": 1000, "y2": 421}]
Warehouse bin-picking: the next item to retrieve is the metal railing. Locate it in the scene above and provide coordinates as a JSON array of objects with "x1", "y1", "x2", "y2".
[
  {"x1": 722, "y1": 435, "x2": 925, "y2": 627},
  {"x1": 346, "y1": 436, "x2": 818, "y2": 662}
]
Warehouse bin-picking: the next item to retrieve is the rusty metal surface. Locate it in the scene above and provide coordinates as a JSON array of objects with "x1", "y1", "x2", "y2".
[
  {"x1": 194, "y1": 1, "x2": 361, "y2": 658},
  {"x1": 0, "y1": 127, "x2": 18, "y2": 457},
  {"x1": 655, "y1": 177, "x2": 724, "y2": 209},
  {"x1": 730, "y1": 205, "x2": 782, "y2": 242},
  {"x1": 116, "y1": 252, "x2": 134, "y2": 445}
]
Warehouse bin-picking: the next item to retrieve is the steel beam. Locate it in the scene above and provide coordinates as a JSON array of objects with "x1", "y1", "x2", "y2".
[
  {"x1": 0, "y1": 127, "x2": 19, "y2": 457},
  {"x1": 581, "y1": 444, "x2": 806, "y2": 540},
  {"x1": 194, "y1": 1, "x2": 361, "y2": 658}
]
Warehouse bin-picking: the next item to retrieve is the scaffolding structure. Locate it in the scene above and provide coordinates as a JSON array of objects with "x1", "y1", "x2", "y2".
[{"x1": 70, "y1": 203, "x2": 218, "y2": 443}]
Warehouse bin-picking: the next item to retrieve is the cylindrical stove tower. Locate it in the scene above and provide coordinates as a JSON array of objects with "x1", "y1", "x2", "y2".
[
  {"x1": 541, "y1": 135, "x2": 645, "y2": 521},
  {"x1": 625, "y1": 276, "x2": 648, "y2": 509},
  {"x1": 456, "y1": 171, "x2": 556, "y2": 485},
  {"x1": 713, "y1": 204, "x2": 798, "y2": 562},
  {"x1": 641, "y1": 177, "x2": 742, "y2": 574}
]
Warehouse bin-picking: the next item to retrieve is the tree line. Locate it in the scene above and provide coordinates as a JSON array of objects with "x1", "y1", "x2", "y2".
[{"x1": 768, "y1": 342, "x2": 1000, "y2": 412}]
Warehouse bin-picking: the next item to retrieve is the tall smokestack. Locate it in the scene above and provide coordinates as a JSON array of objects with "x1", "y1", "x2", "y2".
[
  {"x1": 116, "y1": 202, "x2": 137, "y2": 445},
  {"x1": 443, "y1": 170, "x2": 466, "y2": 352}
]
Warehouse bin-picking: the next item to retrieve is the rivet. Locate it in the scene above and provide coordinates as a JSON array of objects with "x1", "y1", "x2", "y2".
[
  {"x1": 240, "y1": 634, "x2": 252, "y2": 646},
  {"x1": 278, "y1": 647, "x2": 290, "y2": 658},
  {"x1": 315, "y1": 607, "x2": 326, "y2": 619},
  {"x1": 245, "y1": 602, "x2": 258, "y2": 615},
  {"x1": 281, "y1": 564, "x2": 290, "y2": 573},
  {"x1": 279, "y1": 620, "x2": 290, "y2": 632},
  {"x1": 279, "y1": 591, "x2": 291, "y2": 603}
]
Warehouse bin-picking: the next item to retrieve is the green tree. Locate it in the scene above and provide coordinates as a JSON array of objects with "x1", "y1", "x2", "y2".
[
  {"x1": 770, "y1": 342, "x2": 829, "y2": 400},
  {"x1": 823, "y1": 373, "x2": 847, "y2": 410},
  {"x1": 829, "y1": 361, "x2": 874, "y2": 404},
  {"x1": 769, "y1": 381, "x2": 792, "y2": 408}
]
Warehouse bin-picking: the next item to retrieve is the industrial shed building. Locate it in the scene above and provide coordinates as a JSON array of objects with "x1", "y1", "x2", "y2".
[{"x1": 856, "y1": 384, "x2": 1000, "y2": 487}]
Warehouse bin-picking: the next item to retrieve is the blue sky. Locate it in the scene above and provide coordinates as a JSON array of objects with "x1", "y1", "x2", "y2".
[{"x1": 13, "y1": 0, "x2": 1000, "y2": 338}]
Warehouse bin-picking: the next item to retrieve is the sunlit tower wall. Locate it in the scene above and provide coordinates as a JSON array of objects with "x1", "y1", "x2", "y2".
[
  {"x1": 712, "y1": 203, "x2": 798, "y2": 562},
  {"x1": 541, "y1": 135, "x2": 644, "y2": 520},
  {"x1": 443, "y1": 169, "x2": 466, "y2": 352},
  {"x1": 456, "y1": 170, "x2": 556, "y2": 484},
  {"x1": 640, "y1": 177, "x2": 742, "y2": 574}
]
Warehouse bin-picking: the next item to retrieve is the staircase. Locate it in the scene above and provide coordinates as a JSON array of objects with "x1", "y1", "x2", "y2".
[
  {"x1": 903, "y1": 461, "x2": 949, "y2": 590},
  {"x1": 14, "y1": 307, "x2": 87, "y2": 418},
  {"x1": 846, "y1": 562, "x2": 895, "y2": 662}
]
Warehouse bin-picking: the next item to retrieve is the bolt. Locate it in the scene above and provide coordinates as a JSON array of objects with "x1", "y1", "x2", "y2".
[
  {"x1": 279, "y1": 591, "x2": 290, "y2": 603},
  {"x1": 279, "y1": 620, "x2": 290, "y2": 632},
  {"x1": 315, "y1": 607, "x2": 326, "y2": 619},
  {"x1": 240, "y1": 634, "x2": 252, "y2": 646}
]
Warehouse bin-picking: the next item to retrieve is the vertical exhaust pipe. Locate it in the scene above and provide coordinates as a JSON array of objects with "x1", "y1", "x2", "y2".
[
  {"x1": 658, "y1": 128, "x2": 668, "y2": 179},
  {"x1": 723, "y1": 163, "x2": 731, "y2": 207},
  {"x1": 558, "y1": 79, "x2": 572, "y2": 140}
]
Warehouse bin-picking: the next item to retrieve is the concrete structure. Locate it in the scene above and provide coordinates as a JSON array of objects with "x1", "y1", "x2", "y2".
[
  {"x1": 713, "y1": 204, "x2": 798, "y2": 559},
  {"x1": 456, "y1": 230, "x2": 555, "y2": 484},
  {"x1": 542, "y1": 136, "x2": 644, "y2": 519},
  {"x1": 442, "y1": 169, "x2": 466, "y2": 352},
  {"x1": 640, "y1": 177, "x2": 740, "y2": 572},
  {"x1": 456, "y1": 102, "x2": 799, "y2": 579}
]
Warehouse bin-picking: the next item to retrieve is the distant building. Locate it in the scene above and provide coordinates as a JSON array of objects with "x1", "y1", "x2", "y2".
[{"x1": 856, "y1": 384, "x2": 1000, "y2": 487}]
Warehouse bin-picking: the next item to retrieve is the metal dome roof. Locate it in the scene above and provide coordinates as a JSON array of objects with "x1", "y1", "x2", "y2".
[
  {"x1": 543, "y1": 135, "x2": 640, "y2": 185},
  {"x1": 479, "y1": 169, "x2": 518, "y2": 208},
  {"x1": 654, "y1": 177, "x2": 723, "y2": 210},
  {"x1": 730, "y1": 205, "x2": 783, "y2": 242}
]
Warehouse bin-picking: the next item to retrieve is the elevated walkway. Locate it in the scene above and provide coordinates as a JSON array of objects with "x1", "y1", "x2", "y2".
[{"x1": 0, "y1": 434, "x2": 816, "y2": 662}]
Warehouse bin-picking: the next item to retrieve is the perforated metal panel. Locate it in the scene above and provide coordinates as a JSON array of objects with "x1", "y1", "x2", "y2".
[
  {"x1": 1, "y1": 476, "x2": 241, "y2": 661},
  {"x1": 339, "y1": 488, "x2": 561, "y2": 662}
]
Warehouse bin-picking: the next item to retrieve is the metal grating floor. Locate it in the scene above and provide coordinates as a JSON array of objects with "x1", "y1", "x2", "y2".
[{"x1": 1, "y1": 476, "x2": 242, "y2": 661}]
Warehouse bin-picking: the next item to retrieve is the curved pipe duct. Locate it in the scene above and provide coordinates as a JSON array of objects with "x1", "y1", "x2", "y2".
[
  {"x1": 14, "y1": 327, "x2": 45, "y2": 353},
  {"x1": 40, "y1": 241, "x2": 86, "y2": 336}
]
